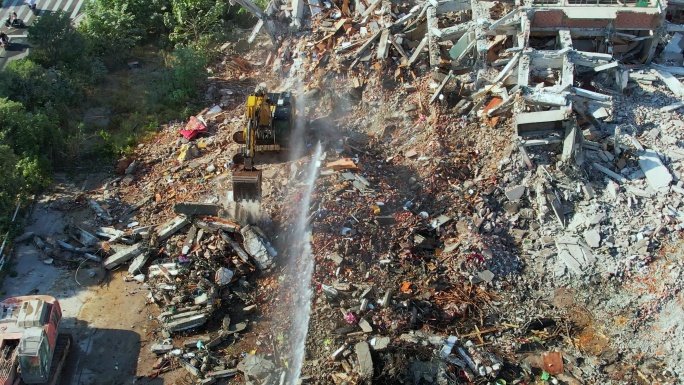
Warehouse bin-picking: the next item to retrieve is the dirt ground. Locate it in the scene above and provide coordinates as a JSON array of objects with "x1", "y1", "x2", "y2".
[{"x1": 1, "y1": 175, "x2": 166, "y2": 385}]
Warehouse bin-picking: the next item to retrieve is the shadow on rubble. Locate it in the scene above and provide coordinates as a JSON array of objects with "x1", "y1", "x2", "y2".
[
  {"x1": 60, "y1": 322, "x2": 151, "y2": 385},
  {"x1": 296, "y1": 126, "x2": 525, "y2": 381},
  {"x1": 349, "y1": 128, "x2": 521, "y2": 279}
]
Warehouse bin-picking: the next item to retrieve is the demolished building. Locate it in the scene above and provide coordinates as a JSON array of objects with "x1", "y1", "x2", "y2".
[{"x1": 15, "y1": 0, "x2": 684, "y2": 382}]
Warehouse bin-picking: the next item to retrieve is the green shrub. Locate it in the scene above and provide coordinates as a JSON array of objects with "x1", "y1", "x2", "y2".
[
  {"x1": 153, "y1": 46, "x2": 208, "y2": 106},
  {"x1": 164, "y1": 0, "x2": 227, "y2": 47}
]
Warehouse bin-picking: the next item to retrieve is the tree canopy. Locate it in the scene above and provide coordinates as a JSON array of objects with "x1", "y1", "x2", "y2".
[{"x1": 0, "y1": 0, "x2": 254, "y2": 233}]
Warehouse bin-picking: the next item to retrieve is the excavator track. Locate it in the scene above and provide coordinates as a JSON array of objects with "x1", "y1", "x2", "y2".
[
  {"x1": 232, "y1": 169, "x2": 262, "y2": 201},
  {"x1": 47, "y1": 333, "x2": 71, "y2": 385}
]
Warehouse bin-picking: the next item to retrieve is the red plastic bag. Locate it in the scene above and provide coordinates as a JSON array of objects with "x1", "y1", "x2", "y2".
[{"x1": 179, "y1": 116, "x2": 207, "y2": 140}]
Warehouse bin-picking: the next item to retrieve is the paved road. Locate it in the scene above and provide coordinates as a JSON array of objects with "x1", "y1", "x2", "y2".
[{"x1": 0, "y1": 0, "x2": 87, "y2": 68}]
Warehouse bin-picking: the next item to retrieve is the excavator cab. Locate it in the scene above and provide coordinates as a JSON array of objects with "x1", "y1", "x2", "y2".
[
  {"x1": 18, "y1": 328, "x2": 51, "y2": 383},
  {"x1": 232, "y1": 85, "x2": 294, "y2": 200}
]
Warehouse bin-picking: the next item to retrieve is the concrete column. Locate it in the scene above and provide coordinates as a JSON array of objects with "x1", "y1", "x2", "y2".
[{"x1": 427, "y1": 6, "x2": 441, "y2": 68}]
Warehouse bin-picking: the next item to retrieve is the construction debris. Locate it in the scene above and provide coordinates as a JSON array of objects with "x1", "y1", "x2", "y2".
[{"x1": 27, "y1": 0, "x2": 684, "y2": 383}]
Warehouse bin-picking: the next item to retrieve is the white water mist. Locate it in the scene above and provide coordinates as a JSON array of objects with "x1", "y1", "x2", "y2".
[{"x1": 286, "y1": 142, "x2": 322, "y2": 384}]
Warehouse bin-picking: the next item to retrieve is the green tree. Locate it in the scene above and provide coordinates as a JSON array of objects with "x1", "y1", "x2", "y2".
[
  {"x1": 163, "y1": 0, "x2": 227, "y2": 47},
  {"x1": 80, "y1": 1, "x2": 141, "y2": 66},
  {"x1": 83, "y1": 0, "x2": 170, "y2": 39},
  {"x1": 0, "y1": 60, "x2": 81, "y2": 114},
  {"x1": 0, "y1": 145, "x2": 22, "y2": 229},
  {"x1": 156, "y1": 46, "x2": 208, "y2": 105},
  {"x1": 16, "y1": 157, "x2": 52, "y2": 192},
  {"x1": 27, "y1": 12, "x2": 106, "y2": 83},
  {"x1": 28, "y1": 12, "x2": 87, "y2": 68},
  {"x1": 0, "y1": 98, "x2": 60, "y2": 184},
  {"x1": 79, "y1": 0, "x2": 174, "y2": 67}
]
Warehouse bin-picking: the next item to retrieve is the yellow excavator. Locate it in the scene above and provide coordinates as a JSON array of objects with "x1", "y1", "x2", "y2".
[{"x1": 232, "y1": 85, "x2": 294, "y2": 200}]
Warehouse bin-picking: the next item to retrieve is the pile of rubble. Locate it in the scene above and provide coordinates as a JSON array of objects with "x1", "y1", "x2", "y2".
[
  {"x1": 246, "y1": 0, "x2": 684, "y2": 380},
  {"x1": 16, "y1": 0, "x2": 684, "y2": 382}
]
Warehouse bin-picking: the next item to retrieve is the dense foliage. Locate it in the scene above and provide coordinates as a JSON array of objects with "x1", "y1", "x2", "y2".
[{"x1": 0, "y1": 0, "x2": 256, "y2": 232}]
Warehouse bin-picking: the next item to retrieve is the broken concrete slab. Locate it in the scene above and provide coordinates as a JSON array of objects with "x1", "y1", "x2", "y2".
[
  {"x1": 549, "y1": 195, "x2": 567, "y2": 228},
  {"x1": 225, "y1": 321, "x2": 248, "y2": 335},
  {"x1": 592, "y1": 163, "x2": 627, "y2": 183},
  {"x1": 572, "y1": 87, "x2": 612, "y2": 102},
  {"x1": 355, "y1": 341, "x2": 374, "y2": 379},
  {"x1": 181, "y1": 360, "x2": 200, "y2": 377},
  {"x1": 237, "y1": 354, "x2": 275, "y2": 380},
  {"x1": 128, "y1": 251, "x2": 150, "y2": 274},
  {"x1": 196, "y1": 217, "x2": 241, "y2": 233},
  {"x1": 158, "y1": 309, "x2": 207, "y2": 332},
  {"x1": 181, "y1": 225, "x2": 197, "y2": 255},
  {"x1": 660, "y1": 101, "x2": 684, "y2": 112},
  {"x1": 375, "y1": 215, "x2": 396, "y2": 226},
  {"x1": 14, "y1": 231, "x2": 35, "y2": 243},
  {"x1": 104, "y1": 243, "x2": 145, "y2": 269},
  {"x1": 71, "y1": 227, "x2": 99, "y2": 247},
  {"x1": 182, "y1": 335, "x2": 211, "y2": 348},
  {"x1": 594, "y1": 61, "x2": 618, "y2": 72},
  {"x1": 607, "y1": 180, "x2": 620, "y2": 200},
  {"x1": 150, "y1": 342, "x2": 174, "y2": 354},
  {"x1": 95, "y1": 226, "x2": 126, "y2": 242},
  {"x1": 89, "y1": 199, "x2": 114, "y2": 223},
  {"x1": 430, "y1": 214, "x2": 452, "y2": 230},
  {"x1": 331, "y1": 344, "x2": 346, "y2": 360},
  {"x1": 157, "y1": 215, "x2": 190, "y2": 241},
  {"x1": 205, "y1": 368, "x2": 238, "y2": 380},
  {"x1": 328, "y1": 252, "x2": 344, "y2": 265},
  {"x1": 626, "y1": 185, "x2": 653, "y2": 198},
  {"x1": 440, "y1": 335, "x2": 458, "y2": 358},
  {"x1": 240, "y1": 225, "x2": 275, "y2": 271},
  {"x1": 583, "y1": 229, "x2": 601, "y2": 248},
  {"x1": 477, "y1": 270, "x2": 495, "y2": 283},
  {"x1": 220, "y1": 231, "x2": 251, "y2": 265},
  {"x1": 353, "y1": 30, "x2": 383, "y2": 60},
  {"x1": 83, "y1": 253, "x2": 102, "y2": 263},
  {"x1": 215, "y1": 267, "x2": 234, "y2": 286},
  {"x1": 148, "y1": 263, "x2": 180, "y2": 278},
  {"x1": 586, "y1": 212, "x2": 605, "y2": 225},
  {"x1": 371, "y1": 336, "x2": 390, "y2": 351},
  {"x1": 505, "y1": 185, "x2": 526, "y2": 201},
  {"x1": 429, "y1": 70, "x2": 454, "y2": 104},
  {"x1": 56, "y1": 240, "x2": 94, "y2": 254},
  {"x1": 376, "y1": 29, "x2": 390, "y2": 60},
  {"x1": 407, "y1": 36, "x2": 428, "y2": 68},
  {"x1": 664, "y1": 32, "x2": 684, "y2": 55},
  {"x1": 194, "y1": 293, "x2": 208, "y2": 305},
  {"x1": 638, "y1": 149, "x2": 672, "y2": 192},
  {"x1": 358, "y1": 318, "x2": 373, "y2": 333},
  {"x1": 655, "y1": 69, "x2": 684, "y2": 97},
  {"x1": 556, "y1": 236, "x2": 596, "y2": 275},
  {"x1": 174, "y1": 202, "x2": 226, "y2": 217}
]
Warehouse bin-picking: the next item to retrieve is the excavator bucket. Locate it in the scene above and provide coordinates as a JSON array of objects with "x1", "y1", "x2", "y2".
[{"x1": 232, "y1": 169, "x2": 262, "y2": 200}]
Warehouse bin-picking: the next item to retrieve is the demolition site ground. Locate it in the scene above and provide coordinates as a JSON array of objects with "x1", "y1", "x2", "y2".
[{"x1": 4, "y1": 0, "x2": 684, "y2": 383}]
